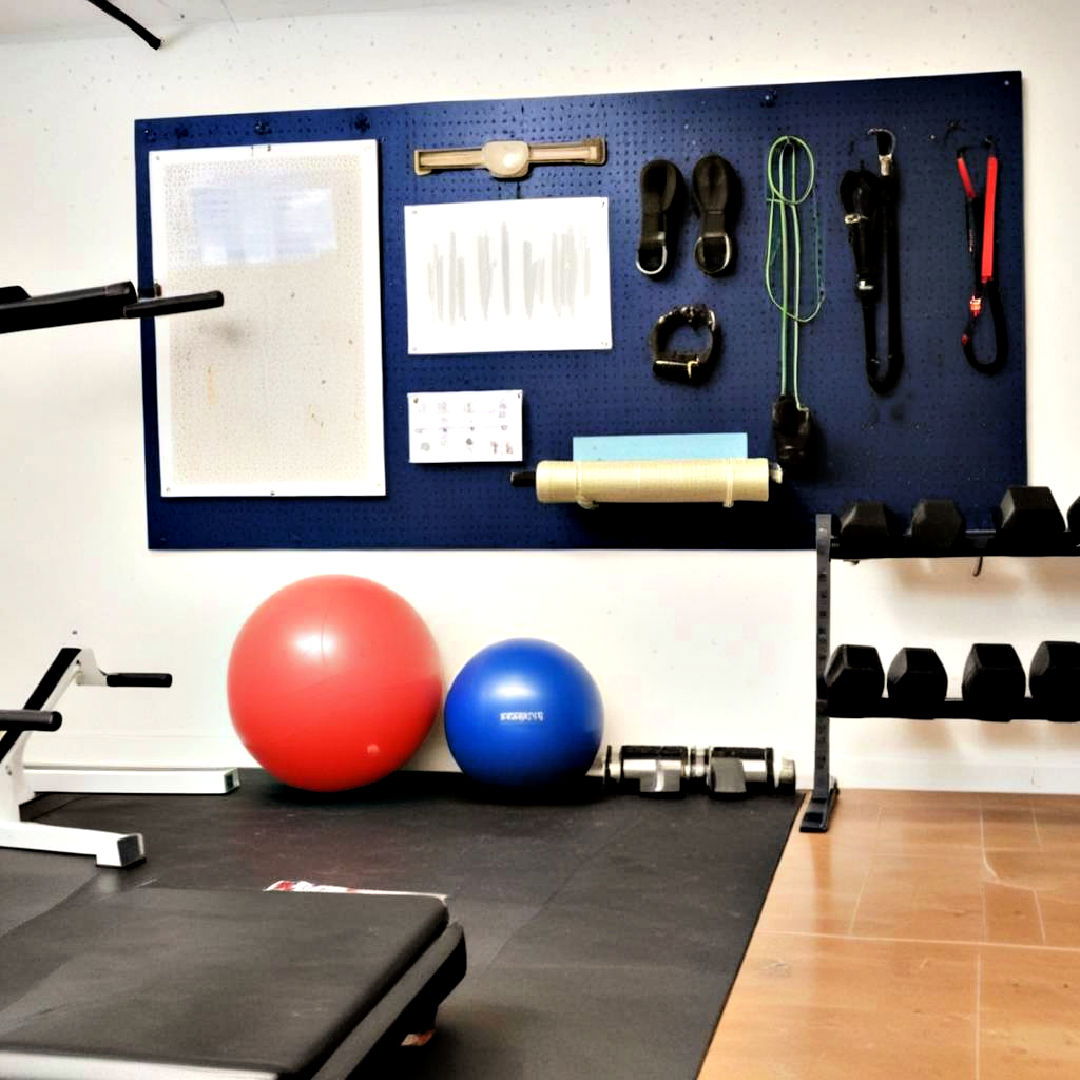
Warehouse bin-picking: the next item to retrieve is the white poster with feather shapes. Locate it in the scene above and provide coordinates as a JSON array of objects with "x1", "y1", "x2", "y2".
[{"x1": 404, "y1": 196, "x2": 612, "y2": 354}]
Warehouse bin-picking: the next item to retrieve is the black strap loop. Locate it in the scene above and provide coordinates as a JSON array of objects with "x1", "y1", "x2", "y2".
[
  {"x1": 691, "y1": 154, "x2": 737, "y2": 276},
  {"x1": 636, "y1": 159, "x2": 684, "y2": 277},
  {"x1": 962, "y1": 280, "x2": 1008, "y2": 374},
  {"x1": 649, "y1": 304, "x2": 719, "y2": 385}
]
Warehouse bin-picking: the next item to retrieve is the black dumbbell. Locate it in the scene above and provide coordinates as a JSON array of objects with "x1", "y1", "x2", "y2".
[
  {"x1": 1029, "y1": 641, "x2": 1080, "y2": 721},
  {"x1": 825, "y1": 644, "x2": 884, "y2": 712},
  {"x1": 909, "y1": 499, "x2": 965, "y2": 551},
  {"x1": 962, "y1": 643, "x2": 1026, "y2": 720},
  {"x1": 838, "y1": 501, "x2": 894, "y2": 550},
  {"x1": 887, "y1": 648, "x2": 948, "y2": 714},
  {"x1": 996, "y1": 486, "x2": 1065, "y2": 547}
]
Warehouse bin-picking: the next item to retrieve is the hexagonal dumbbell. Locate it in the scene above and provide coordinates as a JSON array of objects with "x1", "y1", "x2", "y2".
[
  {"x1": 825, "y1": 644, "x2": 884, "y2": 713},
  {"x1": 838, "y1": 502, "x2": 895, "y2": 551},
  {"x1": 1029, "y1": 641, "x2": 1080, "y2": 722},
  {"x1": 886, "y1": 647, "x2": 948, "y2": 714},
  {"x1": 909, "y1": 500, "x2": 965, "y2": 551},
  {"x1": 962, "y1": 643, "x2": 1026, "y2": 720},
  {"x1": 996, "y1": 486, "x2": 1065, "y2": 547}
]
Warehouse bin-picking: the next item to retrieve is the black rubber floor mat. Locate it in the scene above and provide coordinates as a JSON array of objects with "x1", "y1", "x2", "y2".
[{"x1": 10, "y1": 770, "x2": 797, "y2": 1079}]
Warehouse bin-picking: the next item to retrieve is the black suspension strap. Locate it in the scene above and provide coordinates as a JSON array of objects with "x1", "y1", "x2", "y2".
[
  {"x1": 840, "y1": 129, "x2": 903, "y2": 394},
  {"x1": 957, "y1": 139, "x2": 1007, "y2": 374}
]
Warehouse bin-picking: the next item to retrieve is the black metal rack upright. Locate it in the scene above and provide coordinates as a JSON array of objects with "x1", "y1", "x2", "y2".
[{"x1": 801, "y1": 512, "x2": 1080, "y2": 833}]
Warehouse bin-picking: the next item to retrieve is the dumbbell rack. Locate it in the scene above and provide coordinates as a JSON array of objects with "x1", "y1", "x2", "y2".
[{"x1": 802, "y1": 513, "x2": 1080, "y2": 833}]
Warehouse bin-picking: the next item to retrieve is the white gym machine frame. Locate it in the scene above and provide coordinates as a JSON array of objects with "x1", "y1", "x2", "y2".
[{"x1": 0, "y1": 647, "x2": 237, "y2": 867}]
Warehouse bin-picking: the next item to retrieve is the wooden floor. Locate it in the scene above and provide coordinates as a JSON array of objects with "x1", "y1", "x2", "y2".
[{"x1": 701, "y1": 788, "x2": 1080, "y2": 1079}]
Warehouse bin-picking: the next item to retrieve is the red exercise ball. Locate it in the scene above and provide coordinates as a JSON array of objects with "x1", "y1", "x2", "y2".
[{"x1": 227, "y1": 575, "x2": 441, "y2": 791}]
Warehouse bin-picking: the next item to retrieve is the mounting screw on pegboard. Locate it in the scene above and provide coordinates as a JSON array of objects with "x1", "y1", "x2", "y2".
[
  {"x1": 254, "y1": 120, "x2": 271, "y2": 136},
  {"x1": 761, "y1": 89, "x2": 777, "y2": 108},
  {"x1": 930, "y1": 119, "x2": 962, "y2": 144},
  {"x1": 353, "y1": 114, "x2": 371, "y2": 133},
  {"x1": 174, "y1": 125, "x2": 189, "y2": 139},
  {"x1": 141, "y1": 127, "x2": 157, "y2": 143}
]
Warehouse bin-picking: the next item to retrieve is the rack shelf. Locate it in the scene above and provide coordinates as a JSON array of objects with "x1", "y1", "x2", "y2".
[
  {"x1": 834, "y1": 532, "x2": 1080, "y2": 562},
  {"x1": 826, "y1": 698, "x2": 1079, "y2": 722},
  {"x1": 801, "y1": 513, "x2": 1080, "y2": 833}
]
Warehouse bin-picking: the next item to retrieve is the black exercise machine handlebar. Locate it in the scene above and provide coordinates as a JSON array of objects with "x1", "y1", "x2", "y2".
[
  {"x1": 0, "y1": 281, "x2": 224, "y2": 334},
  {"x1": 0, "y1": 710, "x2": 62, "y2": 733},
  {"x1": 0, "y1": 711, "x2": 64, "y2": 771},
  {"x1": 106, "y1": 673, "x2": 173, "y2": 688},
  {"x1": 123, "y1": 292, "x2": 224, "y2": 320},
  {"x1": 0, "y1": 648, "x2": 173, "y2": 768}
]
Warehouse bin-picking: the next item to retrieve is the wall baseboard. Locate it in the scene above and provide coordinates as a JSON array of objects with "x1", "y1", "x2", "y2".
[{"x1": 829, "y1": 755, "x2": 1080, "y2": 795}]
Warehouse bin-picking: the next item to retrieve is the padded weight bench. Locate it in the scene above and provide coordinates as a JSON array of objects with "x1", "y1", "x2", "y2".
[{"x1": 0, "y1": 885, "x2": 465, "y2": 1078}]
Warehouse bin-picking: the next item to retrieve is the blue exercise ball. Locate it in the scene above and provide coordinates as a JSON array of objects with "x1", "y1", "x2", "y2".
[{"x1": 444, "y1": 638, "x2": 603, "y2": 787}]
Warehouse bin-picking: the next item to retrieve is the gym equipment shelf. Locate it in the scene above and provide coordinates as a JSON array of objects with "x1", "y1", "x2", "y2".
[
  {"x1": 803, "y1": 513, "x2": 1080, "y2": 833},
  {"x1": 833, "y1": 532, "x2": 1080, "y2": 561},
  {"x1": 827, "y1": 700, "x2": 1078, "y2": 721}
]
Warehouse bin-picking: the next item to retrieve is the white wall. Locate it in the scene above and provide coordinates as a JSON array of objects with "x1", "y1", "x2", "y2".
[{"x1": 1, "y1": 0, "x2": 1079, "y2": 792}]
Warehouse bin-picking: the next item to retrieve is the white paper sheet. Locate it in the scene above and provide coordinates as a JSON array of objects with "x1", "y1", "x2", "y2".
[
  {"x1": 190, "y1": 181, "x2": 336, "y2": 266},
  {"x1": 404, "y1": 196, "x2": 612, "y2": 354},
  {"x1": 407, "y1": 390, "x2": 523, "y2": 464},
  {"x1": 149, "y1": 140, "x2": 385, "y2": 498}
]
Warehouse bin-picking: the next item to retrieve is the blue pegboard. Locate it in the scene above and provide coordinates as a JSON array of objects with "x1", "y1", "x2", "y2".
[{"x1": 135, "y1": 70, "x2": 1024, "y2": 549}]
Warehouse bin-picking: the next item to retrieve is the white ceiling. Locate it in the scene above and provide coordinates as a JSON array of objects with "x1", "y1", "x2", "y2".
[{"x1": 0, "y1": 1, "x2": 469, "y2": 41}]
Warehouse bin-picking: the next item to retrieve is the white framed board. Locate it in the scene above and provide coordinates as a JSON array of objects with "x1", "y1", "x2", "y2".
[{"x1": 149, "y1": 140, "x2": 385, "y2": 497}]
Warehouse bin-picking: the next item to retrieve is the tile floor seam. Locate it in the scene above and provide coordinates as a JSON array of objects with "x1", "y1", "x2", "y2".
[
  {"x1": 975, "y1": 950, "x2": 982, "y2": 1080},
  {"x1": 844, "y1": 805, "x2": 881, "y2": 936},
  {"x1": 979, "y1": 808, "x2": 990, "y2": 945},
  {"x1": 1033, "y1": 887, "x2": 1048, "y2": 946},
  {"x1": 764, "y1": 927, "x2": 1080, "y2": 955},
  {"x1": 979, "y1": 849, "x2": 1003, "y2": 885}
]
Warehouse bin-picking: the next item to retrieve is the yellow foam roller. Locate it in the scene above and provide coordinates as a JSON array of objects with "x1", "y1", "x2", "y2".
[{"x1": 534, "y1": 458, "x2": 781, "y2": 509}]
